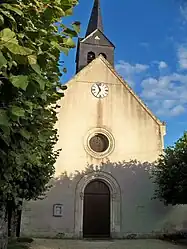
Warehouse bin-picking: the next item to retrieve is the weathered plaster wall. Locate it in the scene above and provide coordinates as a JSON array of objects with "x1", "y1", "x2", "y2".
[
  {"x1": 21, "y1": 164, "x2": 187, "y2": 238},
  {"x1": 21, "y1": 178, "x2": 76, "y2": 238},
  {"x1": 55, "y1": 57, "x2": 165, "y2": 176}
]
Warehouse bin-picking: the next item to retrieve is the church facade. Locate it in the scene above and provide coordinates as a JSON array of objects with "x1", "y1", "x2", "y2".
[{"x1": 21, "y1": 0, "x2": 187, "y2": 239}]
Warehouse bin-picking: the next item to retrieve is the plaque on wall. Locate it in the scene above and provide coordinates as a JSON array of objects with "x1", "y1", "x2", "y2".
[{"x1": 53, "y1": 204, "x2": 63, "y2": 217}]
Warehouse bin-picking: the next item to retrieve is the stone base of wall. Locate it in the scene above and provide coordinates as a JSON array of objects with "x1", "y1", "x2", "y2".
[
  {"x1": 121, "y1": 231, "x2": 187, "y2": 240},
  {"x1": 121, "y1": 232, "x2": 168, "y2": 239},
  {"x1": 21, "y1": 231, "x2": 184, "y2": 240},
  {"x1": 21, "y1": 232, "x2": 75, "y2": 239}
]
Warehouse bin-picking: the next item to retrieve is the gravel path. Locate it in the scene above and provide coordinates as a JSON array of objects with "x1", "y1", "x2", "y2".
[{"x1": 29, "y1": 238, "x2": 187, "y2": 249}]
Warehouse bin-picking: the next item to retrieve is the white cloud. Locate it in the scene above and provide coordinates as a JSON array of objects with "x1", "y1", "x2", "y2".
[
  {"x1": 180, "y1": 4, "x2": 187, "y2": 22},
  {"x1": 115, "y1": 51, "x2": 187, "y2": 117},
  {"x1": 152, "y1": 60, "x2": 168, "y2": 70},
  {"x1": 177, "y1": 45, "x2": 187, "y2": 70},
  {"x1": 162, "y1": 100, "x2": 176, "y2": 109},
  {"x1": 156, "y1": 104, "x2": 185, "y2": 117},
  {"x1": 170, "y1": 105, "x2": 185, "y2": 116},
  {"x1": 115, "y1": 61, "x2": 149, "y2": 87},
  {"x1": 141, "y1": 73, "x2": 187, "y2": 117},
  {"x1": 115, "y1": 61, "x2": 149, "y2": 74},
  {"x1": 159, "y1": 61, "x2": 168, "y2": 70}
]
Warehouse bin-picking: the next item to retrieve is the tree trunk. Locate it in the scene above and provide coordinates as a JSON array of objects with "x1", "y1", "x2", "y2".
[
  {"x1": 7, "y1": 200, "x2": 22, "y2": 238},
  {"x1": 0, "y1": 206, "x2": 8, "y2": 249},
  {"x1": 16, "y1": 205, "x2": 22, "y2": 237}
]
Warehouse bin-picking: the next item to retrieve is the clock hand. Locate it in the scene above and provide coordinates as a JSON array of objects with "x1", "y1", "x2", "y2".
[{"x1": 96, "y1": 85, "x2": 101, "y2": 96}]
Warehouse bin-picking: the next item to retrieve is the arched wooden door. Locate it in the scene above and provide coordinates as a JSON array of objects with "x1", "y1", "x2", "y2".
[{"x1": 83, "y1": 180, "x2": 110, "y2": 238}]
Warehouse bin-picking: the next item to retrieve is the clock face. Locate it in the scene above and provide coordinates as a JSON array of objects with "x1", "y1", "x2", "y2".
[{"x1": 91, "y1": 83, "x2": 109, "y2": 98}]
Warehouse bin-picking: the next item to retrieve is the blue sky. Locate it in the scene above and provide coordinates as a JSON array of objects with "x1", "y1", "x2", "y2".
[{"x1": 60, "y1": 0, "x2": 187, "y2": 148}]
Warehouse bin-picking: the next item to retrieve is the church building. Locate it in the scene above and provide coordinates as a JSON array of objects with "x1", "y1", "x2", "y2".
[{"x1": 21, "y1": 0, "x2": 186, "y2": 239}]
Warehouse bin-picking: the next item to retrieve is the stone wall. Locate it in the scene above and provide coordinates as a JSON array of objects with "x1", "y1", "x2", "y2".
[
  {"x1": 20, "y1": 163, "x2": 187, "y2": 238},
  {"x1": 0, "y1": 208, "x2": 8, "y2": 249}
]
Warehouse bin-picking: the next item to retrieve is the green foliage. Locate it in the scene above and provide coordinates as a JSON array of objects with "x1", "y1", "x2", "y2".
[
  {"x1": 152, "y1": 131, "x2": 187, "y2": 205},
  {"x1": 0, "y1": 0, "x2": 80, "y2": 206}
]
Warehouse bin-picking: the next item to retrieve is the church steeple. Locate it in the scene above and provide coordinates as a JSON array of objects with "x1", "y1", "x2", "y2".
[
  {"x1": 86, "y1": 0, "x2": 103, "y2": 37},
  {"x1": 75, "y1": 0, "x2": 115, "y2": 73}
]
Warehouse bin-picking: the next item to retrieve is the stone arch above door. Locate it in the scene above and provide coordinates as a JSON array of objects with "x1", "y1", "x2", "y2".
[{"x1": 74, "y1": 171, "x2": 121, "y2": 238}]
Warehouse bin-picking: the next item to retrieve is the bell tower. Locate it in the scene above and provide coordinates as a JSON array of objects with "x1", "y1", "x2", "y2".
[{"x1": 75, "y1": 0, "x2": 115, "y2": 73}]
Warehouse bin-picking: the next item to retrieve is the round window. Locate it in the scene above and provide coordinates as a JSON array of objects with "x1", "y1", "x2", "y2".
[
  {"x1": 89, "y1": 133, "x2": 109, "y2": 153},
  {"x1": 84, "y1": 128, "x2": 115, "y2": 159}
]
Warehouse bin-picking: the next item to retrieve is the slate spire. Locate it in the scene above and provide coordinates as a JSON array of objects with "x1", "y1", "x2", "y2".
[
  {"x1": 85, "y1": 0, "x2": 103, "y2": 37},
  {"x1": 75, "y1": 0, "x2": 115, "y2": 72}
]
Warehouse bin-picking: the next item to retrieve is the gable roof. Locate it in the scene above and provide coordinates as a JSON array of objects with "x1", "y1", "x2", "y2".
[
  {"x1": 80, "y1": 29, "x2": 115, "y2": 48},
  {"x1": 66, "y1": 55, "x2": 165, "y2": 127}
]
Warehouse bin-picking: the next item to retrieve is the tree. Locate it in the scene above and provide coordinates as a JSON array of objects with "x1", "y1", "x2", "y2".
[
  {"x1": 152, "y1": 131, "x2": 187, "y2": 205},
  {"x1": 0, "y1": 0, "x2": 80, "y2": 240}
]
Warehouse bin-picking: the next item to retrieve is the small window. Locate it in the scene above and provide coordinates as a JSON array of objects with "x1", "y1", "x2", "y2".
[
  {"x1": 99, "y1": 53, "x2": 107, "y2": 59},
  {"x1": 87, "y1": 52, "x2": 95, "y2": 64},
  {"x1": 89, "y1": 133, "x2": 109, "y2": 153}
]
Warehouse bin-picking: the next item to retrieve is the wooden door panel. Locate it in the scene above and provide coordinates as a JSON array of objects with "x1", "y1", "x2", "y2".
[{"x1": 83, "y1": 180, "x2": 110, "y2": 238}]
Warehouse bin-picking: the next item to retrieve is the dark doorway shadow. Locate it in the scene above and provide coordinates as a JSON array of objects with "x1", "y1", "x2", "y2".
[{"x1": 83, "y1": 180, "x2": 110, "y2": 238}]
